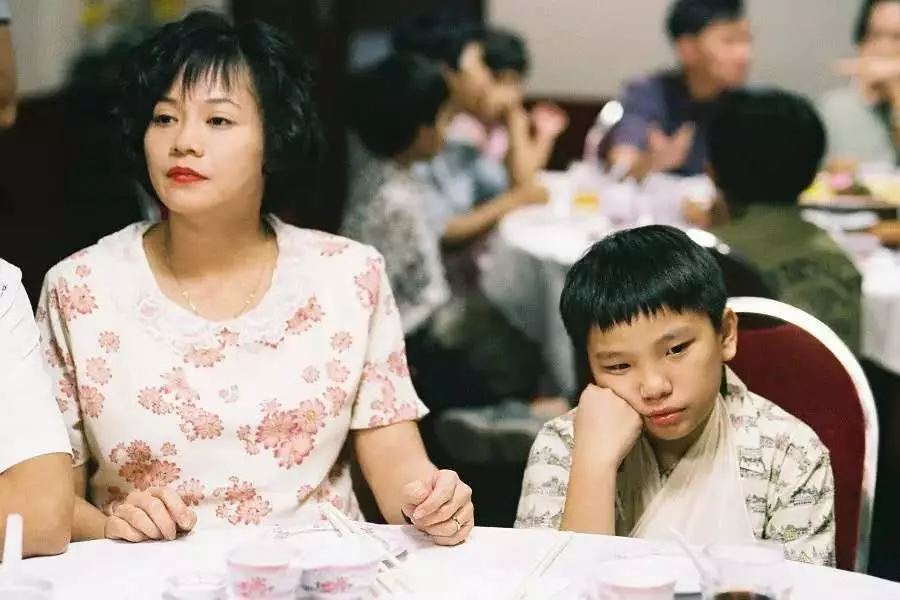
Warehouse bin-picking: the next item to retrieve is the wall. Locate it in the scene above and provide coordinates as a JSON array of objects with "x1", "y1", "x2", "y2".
[
  {"x1": 7, "y1": 0, "x2": 229, "y2": 96},
  {"x1": 488, "y1": 0, "x2": 859, "y2": 100}
]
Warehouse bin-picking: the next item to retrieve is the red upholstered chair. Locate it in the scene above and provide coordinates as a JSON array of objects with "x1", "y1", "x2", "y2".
[{"x1": 726, "y1": 297, "x2": 878, "y2": 572}]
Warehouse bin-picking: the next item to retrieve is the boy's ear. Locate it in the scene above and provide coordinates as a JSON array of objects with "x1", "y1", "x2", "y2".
[{"x1": 720, "y1": 308, "x2": 738, "y2": 362}]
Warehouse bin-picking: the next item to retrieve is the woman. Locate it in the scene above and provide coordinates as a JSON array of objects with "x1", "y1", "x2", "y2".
[{"x1": 37, "y1": 11, "x2": 473, "y2": 545}]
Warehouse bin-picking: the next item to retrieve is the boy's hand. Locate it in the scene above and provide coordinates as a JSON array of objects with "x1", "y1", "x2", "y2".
[{"x1": 574, "y1": 385, "x2": 642, "y2": 467}]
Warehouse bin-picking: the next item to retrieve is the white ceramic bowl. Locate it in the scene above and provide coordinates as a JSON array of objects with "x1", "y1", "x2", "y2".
[
  {"x1": 297, "y1": 537, "x2": 381, "y2": 596},
  {"x1": 226, "y1": 543, "x2": 301, "y2": 599}
]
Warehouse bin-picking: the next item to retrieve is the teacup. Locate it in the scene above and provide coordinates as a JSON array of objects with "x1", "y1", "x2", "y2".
[
  {"x1": 297, "y1": 537, "x2": 381, "y2": 597},
  {"x1": 226, "y1": 543, "x2": 301, "y2": 599}
]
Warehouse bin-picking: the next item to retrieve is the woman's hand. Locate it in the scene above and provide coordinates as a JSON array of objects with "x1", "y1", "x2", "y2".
[
  {"x1": 104, "y1": 488, "x2": 196, "y2": 542},
  {"x1": 400, "y1": 470, "x2": 474, "y2": 546}
]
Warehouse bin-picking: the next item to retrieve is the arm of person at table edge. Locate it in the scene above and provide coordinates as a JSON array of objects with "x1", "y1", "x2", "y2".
[
  {"x1": 0, "y1": 454, "x2": 73, "y2": 556},
  {"x1": 441, "y1": 182, "x2": 548, "y2": 245}
]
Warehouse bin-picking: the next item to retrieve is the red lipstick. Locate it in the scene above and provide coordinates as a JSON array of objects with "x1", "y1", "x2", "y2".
[{"x1": 167, "y1": 166, "x2": 207, "y2": 184}]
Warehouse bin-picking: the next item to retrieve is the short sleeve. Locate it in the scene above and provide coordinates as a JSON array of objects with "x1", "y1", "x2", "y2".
[
  {"x1": 0, "y1": 262, "x2": 71, "y2": 473},
  {"x1": 765, "y1": 438, "x2": 836, "y2": 567},
  {"x1": 515, "y1": 414, "x2": 574, "y2": 530},
  {"x1": 610, "y1": 76, "x2": 664, "y2": 150},
  {"x1": 35, "y1": 271, "x2": 87, "y2": 467},
  {"x1": 0, "y1": 1, "x2": 9, "y2": 24},
  {"x1": 350, "y1": 253, "x2": 429, "y2": 430}
]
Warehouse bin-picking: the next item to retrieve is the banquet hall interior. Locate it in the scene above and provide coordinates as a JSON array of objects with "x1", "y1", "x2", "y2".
[{"x1": 3, "y1": 0, "x2": 900, "y2": 597}]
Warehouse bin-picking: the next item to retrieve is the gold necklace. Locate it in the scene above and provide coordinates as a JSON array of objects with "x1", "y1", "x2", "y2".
[{"x1": 163, "y1": 230, "x2": 272, "y2": 320}]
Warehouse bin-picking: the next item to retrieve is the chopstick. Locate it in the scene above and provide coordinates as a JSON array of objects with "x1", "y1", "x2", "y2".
[
  {"x1": 319, "y1": 503, "x2": 418, "y2": 594},
  {"x1": 508, "y1": 532, "x2": 574, "y2": 600}
]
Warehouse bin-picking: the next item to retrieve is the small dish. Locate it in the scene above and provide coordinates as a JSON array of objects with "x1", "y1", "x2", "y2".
[
  {"x1": 272, "y1": 522, "x2": 408, "y2": 560},
  {"x1": 226, "y1": 543, "x2": 301, "y2": 599},
  {"x1": 296, "y1": 537, "x2": 381, "y2": 596},
  {"x1": 594, "y1": 555, "x2": 694, "y2": 598}
]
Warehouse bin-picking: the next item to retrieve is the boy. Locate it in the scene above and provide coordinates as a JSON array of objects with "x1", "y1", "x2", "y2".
[
  {"x1": 515, "y1": 225, "x2": 836, "y2": 566},
  {"x1": 707, "y1": 88, "x2": 862, "y2": 353},
  {"x1": 341, "y1": 55, "x2": 557, "y2": 462}
]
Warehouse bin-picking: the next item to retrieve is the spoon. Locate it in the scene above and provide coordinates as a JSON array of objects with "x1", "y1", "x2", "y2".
[{"x1": 669, "y1": 527, "x2": 715, "y2": 581}]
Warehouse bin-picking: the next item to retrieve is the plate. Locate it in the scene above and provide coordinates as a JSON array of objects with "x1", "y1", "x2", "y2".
[
  {"x1": 594, "y1": 555, "x2": 701, "y2": 595},
  {"x1": 799, "y1": 194, "x2": 898, "y2": 213},
  {"x1": 270, "y1": 522, "x2": 409, "y2": 560}
]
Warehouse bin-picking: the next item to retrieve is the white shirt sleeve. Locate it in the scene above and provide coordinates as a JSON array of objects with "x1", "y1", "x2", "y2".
[
  {"x1": 0, "y1": 1, "x2": 10, "y2": 23},
  {"x1": 0, "y1": 260, "x2": 71, "y2": 473}
]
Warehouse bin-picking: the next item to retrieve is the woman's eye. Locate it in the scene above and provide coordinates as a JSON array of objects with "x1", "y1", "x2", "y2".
[
  {"x1": 151, "y1": 114, "x2": 175, "y2": 125},
  {"x1": 208, "y1": 116, "x2": 233, "y2": 127}
]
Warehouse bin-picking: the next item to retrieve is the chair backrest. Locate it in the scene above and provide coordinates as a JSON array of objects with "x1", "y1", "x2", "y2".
[
  {"x1": 726, "y1": 297, "x2": 878, "y2": 572},
  {"x1": 685, "y1": 229, "x2": 776, "y2": 299}
]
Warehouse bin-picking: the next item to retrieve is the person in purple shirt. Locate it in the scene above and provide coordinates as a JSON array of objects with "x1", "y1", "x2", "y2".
[{"x1": 609, "y1": 0, "x2": 752, "y2": 178}]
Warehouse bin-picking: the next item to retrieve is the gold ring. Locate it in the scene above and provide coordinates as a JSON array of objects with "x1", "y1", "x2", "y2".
[{"x1": 452, "y1": 516, "x2": 462, "y2": 535}]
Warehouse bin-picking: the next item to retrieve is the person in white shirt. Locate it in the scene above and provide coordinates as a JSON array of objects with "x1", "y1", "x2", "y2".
[
  {"x1": 0, "y1": 259, "x2": 73, "y2": 556},
  {"x1": 38, "y1": 11, "x2": 474, "y2": 545}
]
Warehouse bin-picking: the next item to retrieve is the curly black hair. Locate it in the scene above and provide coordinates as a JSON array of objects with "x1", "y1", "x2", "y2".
[{"x1": 116, "y1": 10, "x2": 323, "y2": 214}]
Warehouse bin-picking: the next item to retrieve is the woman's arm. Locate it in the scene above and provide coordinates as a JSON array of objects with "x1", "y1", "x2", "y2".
[
  {"x1": 71, "y1": 464, "x2": 107, "y2": 541},
  {"x1": 354, "y1": 421, "x2": 473, "y2": 545}
]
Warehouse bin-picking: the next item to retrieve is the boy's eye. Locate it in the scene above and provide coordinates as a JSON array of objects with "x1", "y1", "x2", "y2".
[
  {"x1": 667, "y1": 341, "x2": 692, "y2": 356},
  {"x1": 604, "y1": 363, "x2": 630, "y2": 373}
]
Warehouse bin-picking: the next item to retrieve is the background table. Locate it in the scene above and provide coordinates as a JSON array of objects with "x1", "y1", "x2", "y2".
[
  {"x1": 23, "y1": 525, "x2": 900, "y2": 599},
  {"x1": 480, "y1": 171, "x2": 900, "y2": 395}
]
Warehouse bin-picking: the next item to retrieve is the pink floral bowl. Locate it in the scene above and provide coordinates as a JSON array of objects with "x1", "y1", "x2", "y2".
[
  {"x1": 296, "y1": 538, "x2": 381, "y2": 596},
  {"x1": 226, "y1": 543, "x2": 301, "y2": 599}
]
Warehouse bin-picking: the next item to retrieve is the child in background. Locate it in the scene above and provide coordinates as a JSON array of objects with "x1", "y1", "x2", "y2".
[
  {"x1": 516, "y1": 225, "x2": 835, "y2": 567},
  {"x1": 342, "y1": 55, "x2": 564, "y2": 464}
]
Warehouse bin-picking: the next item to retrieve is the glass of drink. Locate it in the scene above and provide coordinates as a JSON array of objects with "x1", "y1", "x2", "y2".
[{"x1": 701, "y1": 541, "x2": 791, "y2": 600}]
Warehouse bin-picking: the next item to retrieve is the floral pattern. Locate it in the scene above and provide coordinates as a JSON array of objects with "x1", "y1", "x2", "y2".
[{"x1": 36, "y1": 219, "x2": 428, "y2": 528}]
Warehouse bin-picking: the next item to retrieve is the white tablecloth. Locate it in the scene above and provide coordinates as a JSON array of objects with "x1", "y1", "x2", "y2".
[
  {"x1": 482, "y1": 174, "x2": 900, "y2": 395},
  {"x1": 21, "y1": 525, "x2": 900, "y2": 599}
]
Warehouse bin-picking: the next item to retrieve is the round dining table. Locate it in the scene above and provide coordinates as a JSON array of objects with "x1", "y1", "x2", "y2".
[
  {"x1": 480, "y1": 170, "x2": 900, "y2": 396},
  {"x1": 21, "y1": 525, "x2": 900, "y2": 599}
]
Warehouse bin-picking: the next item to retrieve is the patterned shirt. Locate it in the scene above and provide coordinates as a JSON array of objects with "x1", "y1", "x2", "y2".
[
  {"x1": 341, "y1": 159, "x2": 451, "y2": 334},
  {"x1": 516, "y1": 368, "x2": 836, "y2": 567},
  {"x1": 37, "y1": 218, "x2": 428, "y2": 528}
]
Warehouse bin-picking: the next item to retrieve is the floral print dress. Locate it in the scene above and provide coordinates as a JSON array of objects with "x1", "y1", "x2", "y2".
[{"x1": 36, "y1": 218, "x2": 428, "y2": 528}]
